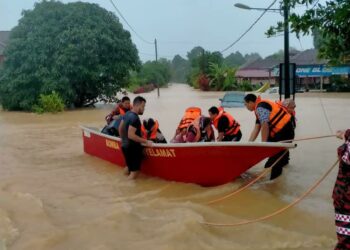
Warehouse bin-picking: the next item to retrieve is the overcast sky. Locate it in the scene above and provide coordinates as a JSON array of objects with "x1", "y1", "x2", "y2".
[{"x1": 0, "y1": 0, "x2": 321, "y2": 62}]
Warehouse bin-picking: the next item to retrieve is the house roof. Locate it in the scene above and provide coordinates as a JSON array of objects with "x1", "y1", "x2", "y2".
[
  {"x1": 239, "y1": 49, "x2": 327, "y2": 72},
  {"x1": 290, "y1": 49, "x2": 328, "y2": 65},
  {"x1": 239, "y1": 56, "x2": 282, "y2": 70},
  {"x1": 0, "y1": 31, "x2": 11, "y2": 55}
]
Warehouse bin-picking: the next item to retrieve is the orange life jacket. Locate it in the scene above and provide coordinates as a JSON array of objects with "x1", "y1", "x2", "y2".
[
  {"x1": 212, "y1": 109, "x2": 240, "y2": 136},
  {"x1": 255, "y1": 99, "x2": 291, "y2": 137},
  {"x1": 141, "y1": 120, "x2": 159, "y2": 140},
  {"x1": 117, "y1": 103, "x2": 132, "y2": 115},
  {"x1": 276, "y1": 100, "x2": 296, "y2": 117},
  {"x1": 178, "y1": 107, "x2": 202, "y2": 130},
  {"x1": 105, "y1": 103, "x2": 131, "y2": 124}
]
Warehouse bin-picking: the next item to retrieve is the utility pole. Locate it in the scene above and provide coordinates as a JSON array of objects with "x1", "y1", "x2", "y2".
[
  {"x1": 283, "y1": 0, "x2": 290, "y2": 99},
  {"x1": 155, "y1": 38, "x2": 159, "y2": 97}
]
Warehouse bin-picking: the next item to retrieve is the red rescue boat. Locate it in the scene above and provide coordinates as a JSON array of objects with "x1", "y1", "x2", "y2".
[{"x1": 81, "y1": 126, "x2": 296, "y2": 186}]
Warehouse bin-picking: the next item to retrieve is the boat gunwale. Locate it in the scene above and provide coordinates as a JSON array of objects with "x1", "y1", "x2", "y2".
[{"x1": 80, "y1": 125, "x2": 297, "y2": 149}]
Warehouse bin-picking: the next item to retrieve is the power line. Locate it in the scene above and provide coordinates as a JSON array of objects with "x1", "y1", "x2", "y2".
[
  {"x1": 220, "y1": 0, "x2": 278, "y2": 53},
  {"x1": 109, "y1": 0, "x2": 153, "y2": 45},
  {"x1": 311, "y1": 0, "x2": 320, "y2": 9}
]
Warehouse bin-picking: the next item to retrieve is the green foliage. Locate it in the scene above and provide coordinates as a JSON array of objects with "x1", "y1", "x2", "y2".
[
  {"x1": 238, "y1": 80, "x2": 254, "y2": 91},
  {"x1": 268, "y1": 0, "x2": 350, "y2": 64},
  {"x1": 187, "y1": 67, "x2": 201, "y2": 88},
  {"x1": 312, "y1": 28, "x2": 323, "y2": 50},
  {"x1": 222, "y1": 68, "x2": 238, "y2": 91},
  {"x1": 244, "y1": 53, "x2": 262, "y2": 64},
  {"x1": 224, "y1": 51, "x2": 245, "y2": 68},
  {"x1": 32, "y1": 91, "x2": 64, "y2": 113},
  {"x1": 0, "y1": 1, "x2": 140, "y2": 111},
  {"x1": 187, "y1": 46, "x2": 205, "y2": 66},
  {"x1": 170, "y1": 46, "x2": 261, "y2": 88},
  {"x1": 208, "y1": 64, "x2": 249, "y2": 91},
  {"x1": 186, "y1": 49, "x2": 224, "y2": 87},
  {"x1": 327, "y1": 75, "x2": 350, "y2": 92},
  {"x1": 170, "y1": 55, "x2": 190, "y2": 82},
  {"x1": 208, "y1": 63, "x2": 227, "y2": 90},
  {"x1": 138, "y1": 59, "x2": 171, "y2": 87},
  {"x1": 197, "y1": 51, "x2": 223, "y2": 74}
]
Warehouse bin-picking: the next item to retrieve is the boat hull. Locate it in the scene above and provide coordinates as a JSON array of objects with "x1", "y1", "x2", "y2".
[{"x1": 81, "y1": 126, "x2": 296, "y2": 186}]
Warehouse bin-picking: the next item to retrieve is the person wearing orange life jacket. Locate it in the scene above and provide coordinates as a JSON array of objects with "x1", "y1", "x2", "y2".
[
  {"x1": 141, "y1": 118, "x2": 167, "y2": 143},
  {"x1": 105, "y1": 96, "x2": 132, "y2": 125},
  {"x1": 186, "y1": 116, "x2": 215, "y2": 143},
  {"x1": 244, "y1": 94, "x2": 295, "y2": 180},
  {"x1": 276, "y1": 98, "x2": 297, "y2": 129},
  {"x1": 208, "y1": 106, "x2": 242, "y2": 142},
  {"x1": 171, "y1": 107, "x2": 202, "y2": 143}
]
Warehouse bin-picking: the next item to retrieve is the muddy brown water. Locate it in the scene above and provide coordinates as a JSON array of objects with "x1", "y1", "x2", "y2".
[{"x1": 0, "y1": 83, "x2": 349, "y2": 250}]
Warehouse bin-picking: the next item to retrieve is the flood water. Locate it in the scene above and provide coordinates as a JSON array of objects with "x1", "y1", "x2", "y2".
[{"x1": 0, "y1": 83, "x2": 349, "y2": 250}]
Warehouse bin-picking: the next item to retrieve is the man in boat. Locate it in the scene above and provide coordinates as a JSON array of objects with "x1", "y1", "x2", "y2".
[
  {"x1": 141, "y1": 118, "x2": 167, "y2": 143},
  {"x1": 333, "y1": 129, "x2": 350, "y2": 250},
  {"x1": 244, "y1": 94, "x2": 295, "y2": 180},
  {"x1": 186, "y1": 116, "x2": 215, "y2": 142},
  {"x1": 119, "y1": 96, "x2": 152, "y2": 180},
  {"x1": 101, "y1": 115, "x2": 123, "y2": 137},
  {"x1": 208, "y1": 106, "x2": 242, "y2": 142},
  {"x1": 105, "y1": 96, "x2": 132, "y2": 125}
]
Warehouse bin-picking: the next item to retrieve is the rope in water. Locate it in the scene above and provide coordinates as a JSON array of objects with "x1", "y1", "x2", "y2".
[
  {"x1": 199, "y1": 159, "x2": 339, "y2": 227},
  {"x1": 206, "y1": 135, "x2": 336, "y2": 205},
  {"x1": 206, "y1": 150, "x2": 288, "y2": 205}
]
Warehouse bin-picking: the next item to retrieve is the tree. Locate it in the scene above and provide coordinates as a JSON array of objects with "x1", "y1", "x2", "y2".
[
  {"x1": 171, "y1": 55, "x2": 189, "y2": 83},
  {"x1": 208, "y1": 63, "x2": 227, "y2": 90},
  {"x1": 0, "y1": 1, "x2": 140, "y2": 110},
  {"x1": 197, "y1": 51, "x2": 223, "y2": 75},
  {"x1": 224, "y1": 51, "x2": 245, "y2": 68},
  {"x1": 138, "y1": 59, "x2": 171, "y2": 87},
  {"x1": 266, "y1": 47, "x2": 300, "y2": 60},
  {"x1": 244, "y1": 53, "x2": 262, "y2": 63},
  {"x1": 312, "y1": 28, "x2": 323, "y2": 50},
  {"x1": 268, "y1": 0, "x2": 350, "y2": 64},
  {"x1": 187, "y1": 46, "x2": 205, "y2": 62}
]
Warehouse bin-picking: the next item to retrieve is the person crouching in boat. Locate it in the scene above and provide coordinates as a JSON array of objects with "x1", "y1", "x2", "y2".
[
  {"x1": 244, "y1": 94, "x2": 295, "y2": 180},
  {"x1": 208, "y1": 106, "x2": 242, "y2": 142},
  {"x1": 186, "y1": 116, "x2": 215, "y2": 143},
  {"x1": 101, "y1": 115, "x2": 123, "y2": 137},
  {"x1": 171, "y1": 107, "x2": 202, "y2": 143},
  {"x1": 333, "y1": 129, "x2": 350, "y2": 250},
  {"x1": 105, "y1": 96, "x2": 132, "y2": 125},
  {"x1": 171, "y1": 126, "x2": 187, "y2": 143},
  {"x1": 141, "y1": 118, "x2": 167, "y2": 143},
  {"x1": 119, "y1": 96, "x2": 152, "y2": 180}
]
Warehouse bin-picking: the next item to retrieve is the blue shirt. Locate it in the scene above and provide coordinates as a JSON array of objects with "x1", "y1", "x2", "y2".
[{"x1": 256, "y1": 107, "x2": 271, "y2": 124}]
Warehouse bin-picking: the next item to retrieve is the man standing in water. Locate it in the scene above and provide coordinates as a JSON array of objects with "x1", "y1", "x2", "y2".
[
  {"x1": 243, "y1": 94, "x2": 294, "y2": 180},
  {"x1": 119, "y1": 96, "x2": 152, "y2": 180}
]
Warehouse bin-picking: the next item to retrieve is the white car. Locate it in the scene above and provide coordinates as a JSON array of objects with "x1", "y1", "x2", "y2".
[{"x1": 267, "y1": 87, "x2": 279, "y2": 94}]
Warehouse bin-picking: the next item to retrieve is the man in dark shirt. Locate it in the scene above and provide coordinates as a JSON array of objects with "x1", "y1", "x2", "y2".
[
  {"x1": 119, "y1": 96, "x2": 152, "y2": 180},
  {"x1": 208, "y1": 106, "x2": 242, "y2": 142}
]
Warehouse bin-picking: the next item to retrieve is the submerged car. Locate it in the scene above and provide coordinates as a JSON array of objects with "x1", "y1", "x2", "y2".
[{"x1": 219, "y1": 92, "x2": 245, "y2": 108}]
